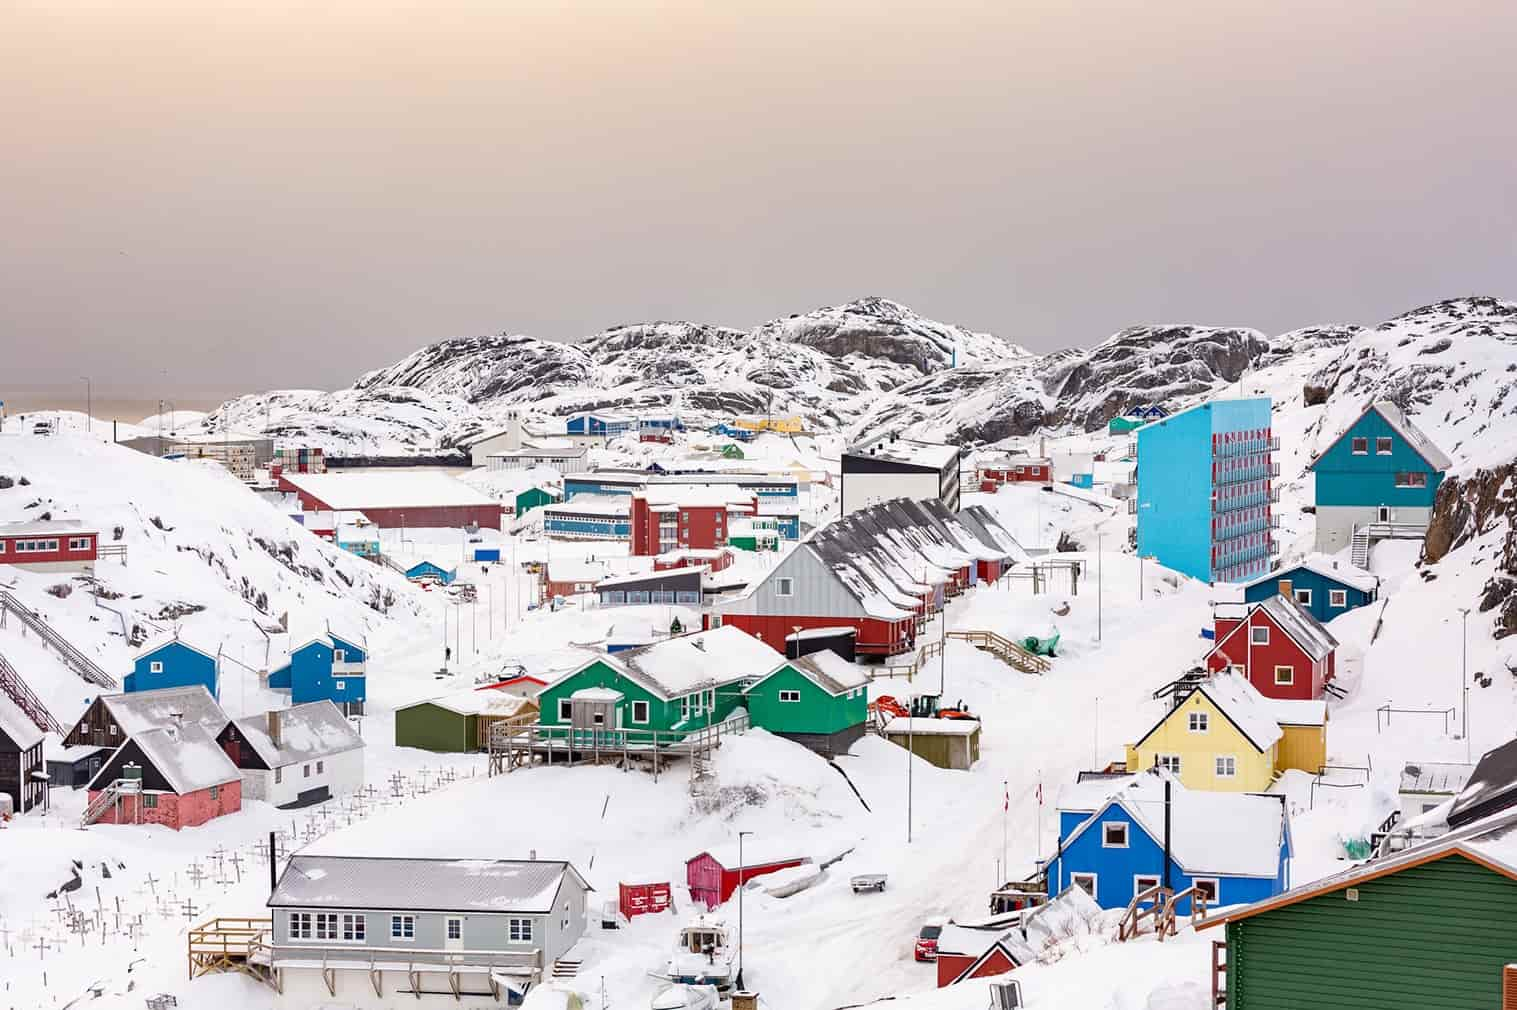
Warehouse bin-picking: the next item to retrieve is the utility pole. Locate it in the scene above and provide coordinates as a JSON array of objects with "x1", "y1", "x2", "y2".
[
  {"x1": 737, "y1": 829, "x2": 752, "y2": 989},
  {"x1": 1458, "y1": 607, "x2": 1471, "y2": 762},
  {"x1": 1096, "y1": 534, "x2": 1103, "y2": 643}
]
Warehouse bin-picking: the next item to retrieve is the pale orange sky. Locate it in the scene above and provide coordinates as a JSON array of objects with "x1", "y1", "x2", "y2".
[{"x1": 2, "y1": 0, "x2": 1514, "y2": 393}]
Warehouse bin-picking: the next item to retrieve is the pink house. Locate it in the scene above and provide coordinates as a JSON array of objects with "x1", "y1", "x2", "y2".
[{"x1": 85, "y1": 722, "x2": 241, "y2": 830}]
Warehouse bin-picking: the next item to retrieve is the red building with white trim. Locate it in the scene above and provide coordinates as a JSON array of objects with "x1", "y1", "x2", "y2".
[
  {"x1": 0, "y1": 520, "x2": 98, "y2": 573},
  {"x1": 278, "y1": 472, "x2": 502, "y2": 530},
  {"x1": 629, "y1": 487, "x2": 755, "y2": 557},
  {"x1": 685, "y1": 848, "x2": 809, "y2": 909},
  {"x1": 1205, "y1": 595, "x2": 1338, "y2": 701},
  {"x1": 977, "y1": 457, "x2": 1052, "y2": 491}
]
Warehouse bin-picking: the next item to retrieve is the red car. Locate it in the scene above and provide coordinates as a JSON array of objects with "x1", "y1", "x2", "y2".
[{"x1": 914, "y1": 919, "x2": 946, "y2": 961}]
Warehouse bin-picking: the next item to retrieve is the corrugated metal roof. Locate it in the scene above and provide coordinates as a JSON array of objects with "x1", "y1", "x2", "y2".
[
  {"x1": 269, "y1": 855, "x2": 590, "y2": 912},
  {"x1": 231, "y1": 701, "x2": 364, "y2": 767},
  {"x1": 1259, "y1": 595, "x2": 1338, "y2": 661},
  {"x1": 101, "y1": 686, "x2": 228, "y2": 738},
  {"x1": 1400, "y1": 761, "x2": 1476, "y2": 795}
]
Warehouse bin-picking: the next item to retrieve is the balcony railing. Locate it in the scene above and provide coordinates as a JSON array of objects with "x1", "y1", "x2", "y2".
[
  {"x1": 1212, "y1": 436, "x2": 1280, "y2": 459},
  {"x1": 1213, "y1": 492, "x2": 1274, "y2": 515},
  {"x1": 331, "y1": 661, "x2": 366, "y2": 676}
]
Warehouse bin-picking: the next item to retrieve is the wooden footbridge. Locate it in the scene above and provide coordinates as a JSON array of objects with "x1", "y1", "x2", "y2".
[{"x1": 878, "y1": 630, "x2": 1051, "y2": 680}]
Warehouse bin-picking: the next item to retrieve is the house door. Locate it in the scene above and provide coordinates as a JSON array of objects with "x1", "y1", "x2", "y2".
[
  {"x1": 1377, "y1": 506, "x2": 1391, "y2": 522},
  {"x1": 445, "y1": 916, "x2": 464, "y2": 951}
]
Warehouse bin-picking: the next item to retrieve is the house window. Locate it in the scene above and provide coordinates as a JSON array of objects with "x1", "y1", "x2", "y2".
[
  {"x1": 1157, "y1": 754, "x2": 1182, "y2": 775},
  {"x1": 1294, "y1": 589, "x2": 1312, "y2": 606},
  {"x1": 1250, "y1": 626, "x2": 1269, "y2": 645},
  {"x1": 558, "y1": 699, "x2": 572, "y2": 721},
  {"x1": 1274, "y1": 665, "x2": 1294, "y2": 685},
  {"x1": 1071, "y1": 873, "x2": 1098, "y2": 898},
  {"x1": 779, "y1": 690, "x2": 801, "y2": 703},
  {"x1": 290, "y1": 912, "x2": 313, "y2": 939},
  {"x1": 150, "y1": 661, "x2": 164, "y2": 674},
  {"x1": 1134, "y1": 875, "x2": 1161, "y2": 900},
  {"x1": 1192, "y1": 878, "x2": 1220, "y2": 903},
  {"x1": 1351, "y1": 437, "x2": 1368, "y2": 455},
  {"x1": 509, "y1": 918, "x2": 533, "y2": 942},
  {"x1": 335, "y1": 680, "x2": 345, "y2": 691},
  {"x1": 391, "y1": 915, "x2": 415, "y2": 940},
  {"x1": 631, "y1": 700, "x2": 649, "y2": 724},
  {"x1": 341, "y1": 913, "x2": 365, "y2": 941},
  {"x1": 69, "y1": 537, "x2": 91, "y2": 551},
  {"x1": 143, "y1": 792, "x2": 158, "y2": 808},
  {"x1": 333, "y1": 649, "x2": 345, "y2": 662},
  {"x1": 209, "y1": 784, "x2": 219, "y2": 800},
  {"x1": 315, "y1": 913, "x2": 339, "y2": 940},
  {"x1": 1376, "y1": 437, "x2": 1393, "y2": 455},
  {"x1": 303, "y1": 764, "x2": 311, "y2": 778},
  {"x1": 446, "y1": 918, "x2": 463, "y2": 941},
  {"x1": 1395, "y1": 471, "x2": 1428, "y2": 488},
  {"x1": 1102, "y1": 822, "x2": 1129, "y2": 848},
  {"x1": 775, "y1": 577, "x2": 794, "y2": 597},
  {"x1": 1330, "y1": 590, "x2": 1348, "y2": 608},
  {"x1": 1188, "y1": 712, "x2": 1208, "y2": 733},
  {"x1": 275, "y1": 767, "x2": 283, "y2": 784},
  {"x1": 1215, "y1": 755, "x2": 1237, "y2": 778},
  {"x1": 109, "y1": 724, "x2": 117, "y2": 736},
  {"x1": 316, "y1": 760, "x2": 324, "y2": 774}
]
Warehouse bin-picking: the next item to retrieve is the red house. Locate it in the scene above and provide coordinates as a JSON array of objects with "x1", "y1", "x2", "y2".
[
  {"x1": 934, "y1": 925, "x2": 1036, "y2": 986},
  {"x1": 685, "y1": 848, "x2": 810, "y2": 909},
  {"x1": 278, "y1": 472, "x2": 502, "y2": 531},
  {"x1": 1205, "y1": 595, "x2": 1338, "y2": 701},
  {"x1": 84, "y1": 723, "x2": 242, "y2": 830},
  {"x1": 654, "y1": 548, "x2": 736, "y2": 574},
  {"x1": 977, "y1": 458, "x2": 1052, "y2": 491},
  {"x1": 630, "y1": 488, "x2": 756, "y2": 557},
  {"x1": 0, "y1": 520, "x2": 98, "y2": 573}
]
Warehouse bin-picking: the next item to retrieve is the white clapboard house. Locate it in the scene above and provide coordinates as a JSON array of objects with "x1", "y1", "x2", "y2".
[{"x1": 217, "y1": 702, "x2": 364, "y2": 809}]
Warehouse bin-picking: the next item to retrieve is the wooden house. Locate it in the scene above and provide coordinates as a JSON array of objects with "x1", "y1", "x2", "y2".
[
  {"x1": 1045, "y1": 771, "x2": 1290, "y2": 913},
  {"x1": 1127, "y1": 672, "x2": 1327, "y2": 791},
  {"x1": 1200, "y1": 813, "x2": 1517, "y2": 1009},
  {"x1": 267, "y1": 628, "x2": 367, "y2": 714},
  {"x1": 1239, "y1": 553, "x2": 1379, "y2": 625},
  {"x1": 0, "y1": 519, "x2": 98, "y2": 573},
  {"x1": 395, "y1": 689, "x2": 538, "y2": 753},
  {"x1": 0, "y1": 693, "x2": 46, "y2": 814},
  {"x1": 933, "y1": 925, "x2": 1037, "y2": 987},
  {"x1": 742, "y1": 650, "x2": 870, "y2": 756},
  {"x1": 535, "y1": 628, "x2": 783, "y2": 745},
  {"x1": 267, "y1": 854, "x2": 592, "y2": 998},
  {"x1": 686, "y1": 846, "x2": 811, "y2": 909},
  {"x1": 883, "y1": 718, "x2": 981, "y2": 770},
  {"x1": 1205, "y1": 595, "x2": 1337, "y2": 701},
  {"x1": 545, "y1": 559, "x2": 609, "y2": 599},
  {"x1": 84, "y1": 722, "x2": 241, "y2": 829},
  {"x1": 123, "y1": 634, "x2": 220, "y2": 698},
  {"x1": 62, "y1": 685, "x2": 229, "y2": 765},
  {"x1": 515, "y1": 485, "x2": 561, "y2": 516},
  {"x1": 405, "y1": 559, "x2": 457, "y2": 585},
  {"x1": 218, "y1": 702, "x2": 364, "y2": 808}
]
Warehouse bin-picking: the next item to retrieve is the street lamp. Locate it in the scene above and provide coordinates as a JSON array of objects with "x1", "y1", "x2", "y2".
[
  {"x1": 1458, "y1": 607, "x2": 1471, "y2": 762},
  {"x1": 736, "y1": 829, "x2": 752, "y2": 989},
  {"x1": 1096, "y1": 533, "x2": 1103, "y2": 643}
]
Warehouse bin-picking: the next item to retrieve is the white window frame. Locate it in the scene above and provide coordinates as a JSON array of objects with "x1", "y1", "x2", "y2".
[
  {"x1": 1134, "y1": 875, "x2": 1161, "y2": 900},
  {"x1": 341, "y1": 913, "x2": 365, "y2": 942},
  {"x1": 1294, "y1": 589, "x2": 1312, "y2": 606},
  {"x1": 1274, "y1": 665, "x2": 1294, "y2": 686},
  {"x1": 1351, "y1": 437, "x2": 1368, "y2": 455},
  {"x1": 631, "y1": 700, "x2": 649, "y2": 724},
  {"x1": 508, "y1": 917, "x2": 533, "y2": 942},
  {"x1": 333, "y1": 649, "x2": 345, "y2": 662},
  {"x1": 150, "y1": 661, "x2": 164, "y2": 674},
  {"x1": 558, "y1": 698, "x2": 572, "y2": 721},
  {"x1": 290, "y1": 912, "x2": 313, "y2": 939},
  {"x1": 779, "y1": 689, "x2": 801, "y2": 703},
  {"x1": 1188, "y1": 712, "x2": 1209, "y2": 733},
  {"x1": 1330, "y1": 589, "x2": 1348, "y2": 608},
  {"x1": 390, "y1": 914, "x2": 415, "y2": 940},
  {"x1": 1215, "y1": 755, "x2": 1237, "y2": 778},
  {"x1": 446, "y1": 917, "x2": 463, "y2": 941},
  {"x1": 1101, "y1": 822, "x2": 1129, "y2": 848},
  {"x1": 775, "y1": 577, "x2": 795, "y2": 598},
  {"x1": 1376, "y1": 437, "x2": 1393, "y2": 455},
  {"x1": 69, "y1": 537, "x2": 91, "y2": 551},
  {"x1": 1157, "y1": 754, "x2": 1182, "y2": 775},
  {"x1": 1191, "y1": 877, "x2": 1220, "y2": 903},
  {"x1": 274, "y1": 766, "x2": 282, "y2": 784},
  {"x1": 1071, "y1": 872, "x2": 1098, "y2": 899},
  {"x1": 315, "y1": 912, "x2": 339, "y2": 941},
  {"x1": 1250, "y1": 626, "x2": 1269, "y2": 645}
]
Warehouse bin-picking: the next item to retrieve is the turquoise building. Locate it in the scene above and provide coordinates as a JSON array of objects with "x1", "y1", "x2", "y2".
[
  {"x1": 404, "y1": 560, "x2": 456, "y2": 585},
  {"x1": 1134, "y1": 397, "x2": 1277, "y2": 583},
  {"x1": 124, "y1": 636, "x2": 219, "y2": 698},
  {"x1": 1307, "y1": 401, "x2": 1451, "y2": 554}
]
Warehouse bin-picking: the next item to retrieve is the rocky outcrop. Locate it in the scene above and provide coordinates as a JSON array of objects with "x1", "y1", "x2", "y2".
[{"x1": 1424, "y1": 462, "x2": 1517, "y2": 637}]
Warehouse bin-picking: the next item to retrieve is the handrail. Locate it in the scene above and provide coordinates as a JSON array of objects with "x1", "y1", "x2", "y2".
[
  {"x1": 1118, "y1": 884, "x2": 1171, "y2": 941},
  {"x1": 0, "y1": 647, "x2": 65, "y2": 733},
  {"x1": 0, "y1": 590, "x2": 117, "y2": 688}
]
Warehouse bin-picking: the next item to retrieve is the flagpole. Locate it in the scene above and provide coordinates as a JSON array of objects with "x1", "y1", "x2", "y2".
[
  {"x1": 1002, "y1": 779, "x2": 1008, "y2": 885},
  {"x1": 1036, "y1": 773, "x2": 1042, "y2": 861}
]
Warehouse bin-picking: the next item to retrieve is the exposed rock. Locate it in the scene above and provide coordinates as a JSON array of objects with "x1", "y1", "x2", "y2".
[
  {"x1": 1303, "y1": 384, "x2": 1330, "y2": 407},
  {"x1": 1424, "y1": 461, "x2": 1517, "y2": 637}
]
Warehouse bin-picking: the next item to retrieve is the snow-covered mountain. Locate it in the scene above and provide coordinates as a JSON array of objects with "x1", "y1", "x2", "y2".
[{"x1": 201, "y1": 296, "x2": 1517, "y2": 461}]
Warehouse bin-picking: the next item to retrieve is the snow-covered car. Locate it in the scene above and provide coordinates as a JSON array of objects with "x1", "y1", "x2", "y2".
[
  {"x1": 913, "y1": 918, "x2": 947, "y2": 961},
  {"x1": 850, "y1": 874, "x2": 887, "y2": 894}
]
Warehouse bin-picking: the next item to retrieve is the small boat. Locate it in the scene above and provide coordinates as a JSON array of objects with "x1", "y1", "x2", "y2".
[
  {"x1": 650, "y1": 983, "x2": 720, "y2": 1010},
  {"x1": 662, "y1": 915, "x2": 735, "y2": 992}
]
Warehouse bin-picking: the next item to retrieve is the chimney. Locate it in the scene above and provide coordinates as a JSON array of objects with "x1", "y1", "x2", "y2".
[
  {"x1": 267, "y1": 709, "x2": 282, "y2": 748},
  {"x1": 529, "y1": 849, "x2": 537, "y2": 861}
]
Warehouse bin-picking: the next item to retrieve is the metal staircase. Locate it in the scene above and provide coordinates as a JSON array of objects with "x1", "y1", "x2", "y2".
[
  {"x1": 0, "y1": 591, "x2": 118, "y2": 689},
  {"x1": 0, "y1": 647, "x2": 65, "y2": 734},
  {"x1": 1350, "y1": 528, "x2": 1370, "y2": 569},
  {"x1": 81, "y1": 777, "x2": 141, "y2": 826}
]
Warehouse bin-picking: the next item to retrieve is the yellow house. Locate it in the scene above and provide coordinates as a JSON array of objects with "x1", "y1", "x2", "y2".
[
  {"x1": 1125, "y1": 673, "x2": 1327, "y2": 792},
  {"x1": 734, "y1": 415, "x2": 805, "y2": 434}
]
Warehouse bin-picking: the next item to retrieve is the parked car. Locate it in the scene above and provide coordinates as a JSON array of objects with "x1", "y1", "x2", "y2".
[{"x1": 913, "y1": 918, "x2": 947, "y2": 961}]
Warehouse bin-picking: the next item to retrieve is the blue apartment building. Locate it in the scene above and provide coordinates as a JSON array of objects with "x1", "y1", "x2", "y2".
[{"x1": 1134, "y1": 397, "x2": 1278, "y2": 583}]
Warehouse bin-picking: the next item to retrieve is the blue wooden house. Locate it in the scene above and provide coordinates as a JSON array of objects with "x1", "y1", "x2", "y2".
[
  {"x1": 1044, "y1": 771, "x2": 1290, "y2": 913},
  {"x1": 404, "y1": 560, "x2": 456, "y2": 585},
  {"x1": 1308, "y1": 400, "x2": 1452, "y2": 555},
  {"x1": 566, "y1": 412, "x2": 636, "y2": 439},
  {"x1": 123, "y1": 636, "x2": 219, "y2": 698},
  {"x1": 268, "y1": 629, "x2": 367, "y2": 715},
  {"x1": 1240, "y1": 553, "x2": 1379, "y2": 624}
]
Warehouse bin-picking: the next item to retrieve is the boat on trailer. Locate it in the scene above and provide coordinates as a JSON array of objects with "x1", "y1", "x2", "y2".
[{"x1": 662, "y1": 916, "x2": 736, "y2": 992}]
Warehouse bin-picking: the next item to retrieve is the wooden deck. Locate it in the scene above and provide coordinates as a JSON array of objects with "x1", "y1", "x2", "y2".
[
  {"x1": 187, "y1": 917, "x2": 273, "y2": 982},
  {"x1": 487, "y1": 713, "x2": 749, "y2": 781}
]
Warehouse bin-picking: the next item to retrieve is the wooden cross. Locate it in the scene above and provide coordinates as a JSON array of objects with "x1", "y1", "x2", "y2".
[
  {"x1": 33, "y1": 936, "x2": 49, "y2": 960},
  {"x1": 186, "y1": 863, "x2": 206, "y2": 889},
  {"x1": 143, "y1": 872, "x2": 159, "y2": 896},
  {"x1": 180, "y1": 898, "x2": 199, "y2": 921},
  {"x1": 227, "y1": 852, "x2": 244, "y2": 883},
  {"x1": 389, "y1": 772, "x2": 405, "y2": 797}
]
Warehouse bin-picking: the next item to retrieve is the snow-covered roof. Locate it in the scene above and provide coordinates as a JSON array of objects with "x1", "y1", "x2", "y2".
[
  {"x1": 119, "y1": 723, "x2": 241, "y2": 793},
  {"x1": 1450, "y1": 739, "x2": 1517, "y2": 827},
  {"x1": 748, "y1": 649, "x2": 869, "y2": 698},
  {"x1": 488, "y1": 446, "x2": 589, "y2": 460},
  {"x1": 593, "y1": 567, "x2": 701, "y2": 591},
  {"x1": 883, "y1": 717, "x2": 980, "y2": 736},
  {"x1": 401, "y1": 690, "x2": 537, "y2": 718},
  {"x1": 1209, "y1": 595, "x2": 1337, "y2": 663},
  {"x1": 134, "y1": 632, "x2": 218, "y2": 663},
  {"x1": 548, "y1": 559, "x2": 608, "y2": 584},
  {"x1": 1309, "y1": 400, "x2": 1454, "y2": 472},
  {"x1": 611, "y1": 627, "x2": 784, "y2": 699},
  {"x1": 1055, "y1": 774, "x2": 1136, "y2": 814},
  {"x1": 0, "y1": 694, "x2": 43, "y2": 751},
  {"x1": 637, "y1": 486, "x2": 756, "y2": 510},
  {"x1": 1240, "y1": 553, "x2": 1379, "y2": 594},
  {"x1": 1401, "y1": 761, "x2": 1476, "y2": 795},
  {"x1": 571, "y1": 687, "x2": 624, "y2": 703},
  {"x1": 280, "y1": 471, "x2": 498, "y2": 510},
  {"x1": 845, "y1": 435, "x2": 959, "y2": 470},
  {"x1": 1265, "y1": 697, "x2": 1327, "y2": 727},
  {"x1": 100, "y1": 686, "x2": 228, "y2": 737},
  {"x1": 0, "y1": 519, "x2": 86, "y2": 537},
  {"x1": 269, "y1": 855, "x2": 590, "y2": 913},
  {"x1": 231, "y1": 702, "x2": 363, "y2": 768},
  {"x1": 1067, "y1": 773, "x2": 1287, "y2": 878},
  {"x1": 1132, "y1": 672, "x2": 1282, "y2": 753},
  {"x1": 544, "y1": 494, "x2": 630, "y2": 517},
  {"x1": 785, "y1": 626, "x2": 857, "y2": 641}
]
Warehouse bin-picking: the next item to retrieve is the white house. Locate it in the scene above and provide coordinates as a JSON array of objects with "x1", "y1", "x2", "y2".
[{"x1": 218, "y1": 702, "x2": 364, "y2": 808}]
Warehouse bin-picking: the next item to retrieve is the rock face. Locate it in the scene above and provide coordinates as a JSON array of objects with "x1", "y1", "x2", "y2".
[{"x1": 1424, "y1": 461, "x2": 1517, "y2": 638}]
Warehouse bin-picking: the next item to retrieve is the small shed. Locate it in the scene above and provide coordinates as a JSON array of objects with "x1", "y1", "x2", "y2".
[
  {"x1": 46, "y1": 741, "x2": 108, "y2": 790},
  {"x1": 516, "y1": 486, "x2": 561, "y2": 516},
  {"x1": 883, "y1": 718, "x2": 981, "y2": 770},
  {"x1": 686, "y1": 846, "x2": 811, "y2": 909},
  {"x1": 123, "y1": 635, "x2": 219, "y2": 698},
  {"x1": 394, "y1": 689, "x2": 538, "y2": 753}
]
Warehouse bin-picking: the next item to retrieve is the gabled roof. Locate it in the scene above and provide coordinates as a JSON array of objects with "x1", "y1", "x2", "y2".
[
  {"x1": 1308, "y1": 399, "x2": 1454, "y2": 472},
  {"x1": 1240, "y1": 553, "x2": 1380, "y2": 595},
  {"x1": 230, "y1": 701, "x2": 364, "y2": 767},
  {"x1": 269, "y1": 855, "x2": 592, "y2": 912},
  {"x1": 746, "y1": 649, "x2": 869, "y2": 698},
  {"x1": 88, "y1": 722, "x2": 240, "y2": 793},
  {"x1": 1449, "y1": 738, "x2": 1517, "y2": 827},
  {"x1": 951, "y1": 937, "x2": 1037, "y2": 983},
  {"x1": 1207, "y1": 595, "x2": 1337, "y2": 663},
  {"x1": 0, "y1": 693, "x2": 44, "y2": 751},
  {"x1": 99, "y1": 686, "x2": 228, "y2": 737},
  {"x1": 400, "y1": 690, "x2": 537, "y2": 719},
  {"x1": 135, "y1": 633, "x2": 218, "y2": 664},
  {"x1": 1130, "y1": 672, "x2": 1283, "y2": 754},
  {"x1": 547, "y1": 628, "x2": 783, "y2": 701}
]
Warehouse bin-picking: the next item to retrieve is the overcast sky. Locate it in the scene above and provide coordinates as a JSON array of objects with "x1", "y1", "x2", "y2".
[{"x1": 3, "y1": 0, "x2": 1514, "y2": 396}]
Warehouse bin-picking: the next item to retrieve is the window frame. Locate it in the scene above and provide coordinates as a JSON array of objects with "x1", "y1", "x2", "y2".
[
  {"x1": 508, "y1": 917, "x2": 534, "y2": 943},
  {"x1": 1157, "y1": 754, "x2": 1182, "y2": 775},
  {"x1": 1274, "y1": 665, "x2": 1294, "y2": 685},
  {"x1": 1294, "y1": 589, "x2": 1312, "y2": 606},
  {"x1": 1192, "y1": 877, "x2": 1220, "y2": 904},
  {"x1": 445, "y1": 917, "x2": 463, "y2": 942},
  {"x1": 1376, "y1": 436, "x2": 1393, "y2": 455},
  {"x1": 1395, "y1": 471, "x2": 1428, "y2": 488},
  {"x1": 778, "y1": 689, "x2": 802, "y2": 703},
  {"x1": 558, "y1": 698, "x2": 572, "y2": 721},
  {"x1": 1250, "y1": 626, "x2": 1270, "y2": 645},
  {"x1": 1134, "y1": 875, "x2": 1161, "y2": 901},
  {"x1": 1101, "y1": 821, "x2": 1129, "y2": 848},
  {"x1": 630, "y1": 700, "x2": 649, "y2": 724},
  {"x1": 340, "y1": 913, "x2": 366, "y2": 942},
  {"x1": 390, "y1": 914, "x2": 416, "y2": 941},
  {"x1": 1329, "y1": 589, "x2": 1348, "y2": 608},
  {"x1": 1350, "y1": 437, "x2": 1368, "y2": 455},
  {"x1": 1215, "y1": 755, "x2": 1238, "y2": 778},
  {"x1": 1071, "y1": 872, "x2": 1098, "y2": 899},
  {"x1": 1187, "y1": 711, "x2": 1209, "y2": 734},
  {"x1": 315, "y1": 912, "x2": 339, "y2": 941},
  {"x1": 774, "y1": 577, "x2": 795, "y2": 598},
  {"x1": 150, "y1": 660, "x2": 164, "y2": 674},
  {"x1": 290, "y1": 912, "x2": 313, "y2": 940}
]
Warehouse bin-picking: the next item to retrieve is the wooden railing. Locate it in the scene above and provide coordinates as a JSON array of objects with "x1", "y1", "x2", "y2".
[
  {"x1": 1118, "y1": 884, "x2": 1171, "y2": 941},
  {"x1": 1157, "y1": 885, "x2": 1211, "y2": 940},
  {"x1": 1212, "y1": 939, "x2": 1228, "y2": 1007},
  {"x1": 946, "y1": 630, "x2": 1051, "y2": 674},
  {"x1": 0, "y1": 647, "x2": 64, "y2": 733},
  {"x1": 188, "y1": 917, "x2": 273, "y2": 979},
  {"x1": 0, "y1": 590, "x2": 117, "y2": 688}
]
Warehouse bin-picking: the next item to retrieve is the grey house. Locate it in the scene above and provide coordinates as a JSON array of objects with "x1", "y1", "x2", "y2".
[{"x1": 267, "y1": 855, "x2": 592, "y2": 1001}]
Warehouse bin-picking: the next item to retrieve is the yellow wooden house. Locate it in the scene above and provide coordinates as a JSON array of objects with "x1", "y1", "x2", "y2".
[
  {"x1": 1126, "y1": 672, "x2": 1327, "y2": 792},
  {"x1": 734, "y1": 415, "x2": 805, "y2": 434}
]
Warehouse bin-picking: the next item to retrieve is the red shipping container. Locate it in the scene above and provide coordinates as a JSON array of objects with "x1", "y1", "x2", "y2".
[{"x1": 619, "y1": 881, "x2": 673, "y2": 919}]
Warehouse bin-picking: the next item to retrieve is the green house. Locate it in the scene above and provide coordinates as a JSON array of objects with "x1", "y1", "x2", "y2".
[
  {"x1": 1202, "y1": 832, "x2": 1517, "y2": 1009},
  {"x1": 536, "y1": 627, "x2": 785, "y2": 746},
  {"x1": 743, "y1": 650, "x2": 870, "y2": 756},
  {"x1": 394, "y1": 689, "x2": 537, "y2": 752},
  {"x1": 515, "y1": 486, "x2": 561, "y2": 516}
]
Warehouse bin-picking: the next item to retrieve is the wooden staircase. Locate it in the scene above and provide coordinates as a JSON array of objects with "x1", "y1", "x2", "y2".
[
  {"x1": 945, "y1": 630, "x2": 1051, "y2": 674},
  {"x1": 550, "y1": 958, "x2": 582, "y2": 980},
  {"x1": 1118, "y1": 883, "x2": 1211, "y2": 943},
  {"x1": 82, "y1": 777, "x2": 140, "y2": 826},
  {"x1": 0, "y1": 647, "x2": 64, "y2": 733}
]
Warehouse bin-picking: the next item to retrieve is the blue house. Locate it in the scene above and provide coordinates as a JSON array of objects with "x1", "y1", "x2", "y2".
[
  {"x1": 1044, "y1": 772, "x2": 1290, "y2": 914},
  {"x1": 566, "y1": 412, "x2": 636, "y2": 439},
  {"x1": 1134, "y1": 397, "x2": 1278, "y2": 584},
  {"x1": 1307, "y1": 400, "x2": 1452, "y2": 555},
  {"x1": 268, "y1": 630, "x2": 367, "y2": 715},
  {"x1": 1240, "y1": 553, "x2": 1380, "y2": 625},
  {"x1": 405, "y1": 560, "x2": 456, "y2": 585},
  {"x1": 123, "y1": 636, "x2": 219, "y2": 698}
]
